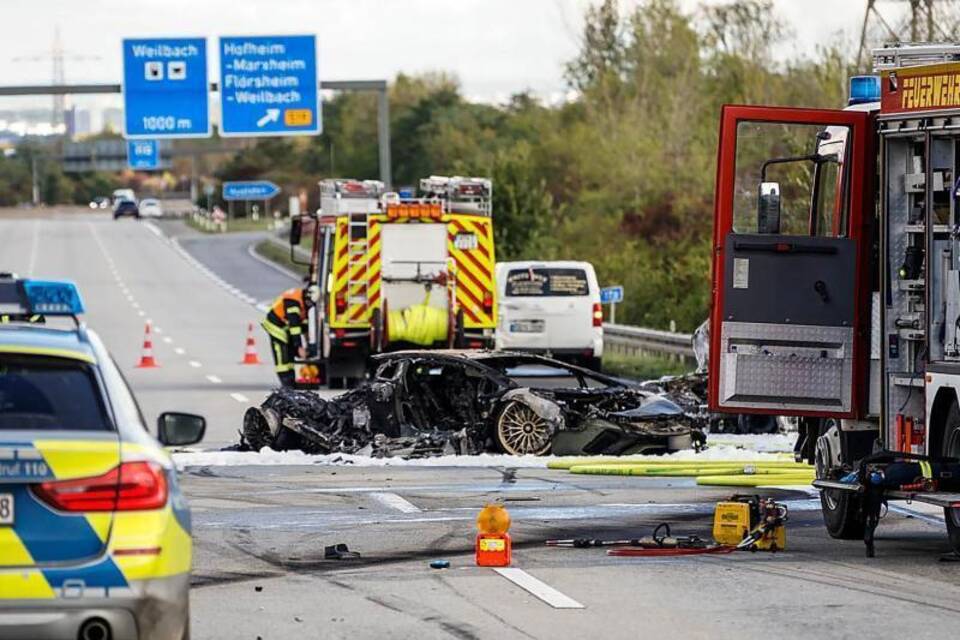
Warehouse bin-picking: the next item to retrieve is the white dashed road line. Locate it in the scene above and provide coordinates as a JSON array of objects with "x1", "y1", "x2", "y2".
[
  {"x1": 229, "y1": 393, "x2": 249, "y2": 403},
  {"x1": 189, "y1": 360, "x2": 202, "y2": 368},
  {"x1": 206, "y1": 375, "x2": 222, "y2": 384},
  {"x1": 370, "y1": 492, "x2": 422, "y2": 514},
  {"x1": 493, "y1": 568, "x2": 584, "y2": 609}
]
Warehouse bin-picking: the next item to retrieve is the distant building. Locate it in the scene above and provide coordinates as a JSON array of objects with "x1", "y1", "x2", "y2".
[
  {"x1": 65, "y1": 107, "x2": 91, "y2": 139},
  {"x1": 102, "y1": 107, "x2": 123, "y2": 134}
]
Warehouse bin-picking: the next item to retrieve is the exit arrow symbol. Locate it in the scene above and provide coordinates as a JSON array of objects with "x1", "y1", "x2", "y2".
[{"x1": 256, "y1": 108, "x2": 280, "y2": 128}]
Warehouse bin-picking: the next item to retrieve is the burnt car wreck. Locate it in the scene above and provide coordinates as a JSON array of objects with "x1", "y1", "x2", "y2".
[{"x1": 241, "y1": 351, "x2": 703, "y2": 458}]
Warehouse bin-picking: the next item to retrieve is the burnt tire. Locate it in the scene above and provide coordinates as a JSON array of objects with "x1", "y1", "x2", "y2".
[
  {"x1": 940, "y1": 402, "x2": 960, "y2": 553},
  {"x1": 494, "y1": 401, "x2": 553, "y2": 456},
  {"x1": 241, "y1": 407, "x2": 273, "y2": 451}
]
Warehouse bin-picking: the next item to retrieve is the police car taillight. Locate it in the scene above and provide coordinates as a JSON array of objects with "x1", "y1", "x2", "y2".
[{"x1": 33, "y1": 461, "x2": 168, "y2": 512}]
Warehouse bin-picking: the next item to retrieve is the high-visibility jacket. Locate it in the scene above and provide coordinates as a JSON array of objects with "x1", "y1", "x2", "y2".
[{"x1": 262, "y1": 288, "x2": 306, "y2": 343}]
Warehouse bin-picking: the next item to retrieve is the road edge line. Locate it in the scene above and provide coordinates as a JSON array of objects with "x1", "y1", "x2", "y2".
[{"x1": 493, "y1": 568, "x2": 584, "y2": 609}]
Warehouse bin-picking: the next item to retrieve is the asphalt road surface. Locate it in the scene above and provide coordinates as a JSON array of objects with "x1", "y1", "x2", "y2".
[{"x1": 4, "y1": 209, "x2": 960, "y2": 639}]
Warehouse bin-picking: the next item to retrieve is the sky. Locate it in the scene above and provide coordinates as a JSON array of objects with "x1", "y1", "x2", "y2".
[{"x1": 0, "y1": 0, "x2": 875, "y2": 117}]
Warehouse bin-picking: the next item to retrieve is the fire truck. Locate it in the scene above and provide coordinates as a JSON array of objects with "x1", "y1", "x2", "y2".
[
  {"x1": 708, "y1": 43, "x2": 960, "y2": 556},
  {"x1": 290, "y1": 176, "x2": 497, "y2": 387}
]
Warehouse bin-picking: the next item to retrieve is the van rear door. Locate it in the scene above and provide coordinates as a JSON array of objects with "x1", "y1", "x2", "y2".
[{"x1": 499, "y1": 266, "x2": 594, "y2": 352}]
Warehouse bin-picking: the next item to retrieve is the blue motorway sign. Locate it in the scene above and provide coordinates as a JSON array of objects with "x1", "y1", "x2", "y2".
[
  {"x1": 219, "y1": 35, "x2": 321, "y2": 137},
  {"x1": 222, "y1": 181, "x2": 281, "y2": 201},
  {"x1": 126, "y1": 139, "x2": 160, "y2": 170},
  {"x1": 600, "y1": 285, "x2": 624, "y2": 304},
  {"x1": 122, "y1": 37, "x2": 210, "y2": 139}
]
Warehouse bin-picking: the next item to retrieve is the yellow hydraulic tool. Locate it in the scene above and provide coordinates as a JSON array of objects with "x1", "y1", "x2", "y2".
[{"x1": 713, "y1": 495, "x2": 787, "y2": 552}]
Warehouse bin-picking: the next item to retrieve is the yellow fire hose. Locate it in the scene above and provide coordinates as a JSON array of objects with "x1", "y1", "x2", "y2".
[
  {"x1": 387, "y1": 291, "x2": 448, "y2": 346},
  {"x1": 695, "y1": 472, "x2": 815, "y2": 487},
  {"x1": 546, "y1": 455, "x2": 795, "y2": 471},
  {"x1": 566, "y1": 462, "x2": 811, "y2": 477}
]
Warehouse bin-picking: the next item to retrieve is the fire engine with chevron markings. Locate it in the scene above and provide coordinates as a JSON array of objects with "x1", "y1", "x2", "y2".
[{"x1": 290, "y1": 176, "x2": 497, "y2": 387}]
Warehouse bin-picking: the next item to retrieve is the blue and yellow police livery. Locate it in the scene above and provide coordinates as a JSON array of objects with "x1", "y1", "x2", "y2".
[{"x1": 0, "y1": 276, "x2": 204, "y2": 640}]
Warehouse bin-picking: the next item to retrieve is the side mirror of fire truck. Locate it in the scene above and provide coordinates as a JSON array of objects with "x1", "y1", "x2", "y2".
[
  {"x1": 757, "y1": 181, "x2": 781, "y2": 234},
  {"x1": 290, "y1": 218, "x2": 303, "y2": 246}
]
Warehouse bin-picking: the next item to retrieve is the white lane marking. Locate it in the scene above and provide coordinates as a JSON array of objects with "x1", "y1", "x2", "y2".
[
  {"x1": 137, "y1": 310, "x2": 146, "y2": 317},
  {"x1": 369, "y1": 492, "x2": 422, "y2": 514},
  {"x1": 143, "y1": 221, "x2": 163, "y2": 237},
  {"x1": 246, "y1": 240, "x2": 302, "y2": 281},
  {"x1": 175, "y1": 348, "x2": 186, "y2": 355},
  {"x1": 126, "y1": 295, "x2": 135, "y2": 302},
  {"x1": 153, "y1": 327, "x2": 163, "y2": 334},
  {"x1": 131, "y1": 301, "x2": 140, "y2": 309},
  {"x1": 889, "y1": 504, "x2": 947, "y2": 528},
  {"x1": 206, "y1": 375, "x2": 222, "y2": 384},
  {"x1": 493, "y1": 569, "x2": 584, "y2": 609},
  {"x1": 163, "y1": 337, "x2": 173, "y2": 344},
  {"x1": 188, "y1": 360, "x2": 202, "y2": 368},
  {"x1": 229, "y1": 393, "x2": 249, "y2": 403}
]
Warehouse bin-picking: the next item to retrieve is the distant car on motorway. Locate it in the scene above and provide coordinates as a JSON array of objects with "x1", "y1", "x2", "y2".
[
  {"x1": 88, "y1": 196, "x2": 110, "y2": 210},
  {"x1": 0, "y1": 276, "x2": 204, "y2": 640},
  {"x1": 495, "y1": 261, "x2": 604, "y2": 370},
  {"x1": 139, "y1": 198, "x2": 163, "y2": 218},
  {"x1": 113, "y1": 199, "x2": 140, "y2": 220}
]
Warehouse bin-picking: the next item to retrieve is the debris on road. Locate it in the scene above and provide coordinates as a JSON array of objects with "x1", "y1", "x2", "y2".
[
  {"x1": 430, "y1": 560, "x2": 450, "y2": 569},
  {"x1": 239, "y1": 351, "x2": 703, "y2": 459},
  {"x1": 324, "y1": 543, "x2": 361, "y2": 560}
]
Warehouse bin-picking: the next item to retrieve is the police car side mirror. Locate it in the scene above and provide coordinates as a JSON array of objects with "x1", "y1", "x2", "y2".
[
  {"x1": 290, "y1": 218, "x2": 303, "y2": 246},
  {"x1": 158, "y1": 412, "x2": 206, "y2": 446},
  {"x1": 757, "y1": 181, "x2": 781, "y2": 234}
]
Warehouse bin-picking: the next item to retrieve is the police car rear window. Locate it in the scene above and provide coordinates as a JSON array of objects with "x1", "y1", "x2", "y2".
[
  {"x1": 505, "y1": 268, "x2": 589, "y2": 297},
  {"x1": 0, "y1": 355, "x2": 111, "y2": 431}
]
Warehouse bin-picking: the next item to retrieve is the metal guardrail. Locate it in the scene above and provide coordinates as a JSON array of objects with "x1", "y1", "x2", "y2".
[{"x1": 603, "y1": 323, "x2": 695, "y2": 363}]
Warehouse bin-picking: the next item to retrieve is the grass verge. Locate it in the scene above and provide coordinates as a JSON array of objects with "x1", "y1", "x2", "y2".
[
  {"x1": 185, "y1": 215, "x2": 281, "y2": 234},
  {"x1": 254, "y1": 239, "x2": 310, "y2": 277},
  {"x1": 602, "y1": 351, "x2": 691, "y2": 381}
]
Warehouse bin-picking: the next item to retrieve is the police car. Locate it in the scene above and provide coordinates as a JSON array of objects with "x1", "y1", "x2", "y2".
[{"x1": 0, "y1": 276, "x2": 203, "y2": 640}]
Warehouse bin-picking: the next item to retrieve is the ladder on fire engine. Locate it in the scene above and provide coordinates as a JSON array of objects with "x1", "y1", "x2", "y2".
[
  {"x1": 346, "y1": 213, "x2": 369, "y2": 311},
  {"x1": 874, "y1": 43, "x2": 960, "y2": 70}
]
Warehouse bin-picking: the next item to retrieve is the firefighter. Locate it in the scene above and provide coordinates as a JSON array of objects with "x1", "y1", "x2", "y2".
[{"x1": 262, "y1": 285, "x2": 320, "y2": 387}]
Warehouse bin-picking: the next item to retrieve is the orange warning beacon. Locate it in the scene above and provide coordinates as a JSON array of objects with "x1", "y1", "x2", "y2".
[{"x1": 475, "y1": 503, "x2": 512, "y2": 567}]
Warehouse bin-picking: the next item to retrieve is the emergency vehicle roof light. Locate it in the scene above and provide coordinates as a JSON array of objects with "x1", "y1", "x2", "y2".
[
  {"x1": 849, "y1": 75, "x2": 881, "y2": 105},
  {"x1": 22, "y1": 279, "x2": 85, "y2": 315}
]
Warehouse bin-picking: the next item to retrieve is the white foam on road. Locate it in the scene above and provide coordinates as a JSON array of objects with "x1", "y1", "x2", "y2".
[
  {"x1": 707, "y1": 433, "x2": 796, "y2": 453},
  {"x1": 173, "y1": 449, "x2": 554, "y2": 470},
  {"x1": 172, "y1": 434, "x2": 796, "y2": 469}
]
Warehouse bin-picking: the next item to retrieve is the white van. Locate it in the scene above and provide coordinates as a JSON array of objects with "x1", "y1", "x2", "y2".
[{"x1": 495, "y1": 261, "x2": 603, "y2": 369}]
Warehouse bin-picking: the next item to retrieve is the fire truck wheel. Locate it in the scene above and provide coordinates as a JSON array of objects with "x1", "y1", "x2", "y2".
[
  {"x1": 940, "y1": 402, "x2": 960, "y2": 553},
  {"x1": 816, "y1": 424, "x2": 866, "y2": 540}
]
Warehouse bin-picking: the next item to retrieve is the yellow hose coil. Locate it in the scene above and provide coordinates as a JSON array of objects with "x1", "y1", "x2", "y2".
[{"x1": 387, "y1": 291, "x2": 448, "y2": 346}]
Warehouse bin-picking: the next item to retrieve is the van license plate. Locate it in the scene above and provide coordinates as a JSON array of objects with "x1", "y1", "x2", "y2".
[
  {"x1": 510, "y1": 320, "x2": 544, "y2": 333},
  {"x1": 0, "y1": 494, "x2": 13, "y2": 525}
]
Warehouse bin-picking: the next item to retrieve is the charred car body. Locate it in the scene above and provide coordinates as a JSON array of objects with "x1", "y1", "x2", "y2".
[{"x1": 242, "y1": 351, "x2": 700, "y2": 458}]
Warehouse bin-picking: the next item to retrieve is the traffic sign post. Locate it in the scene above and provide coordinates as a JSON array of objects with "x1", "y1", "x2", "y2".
[
  {"x1": 219, "y1": 35, "x2": 321, "y2": 137},
  {"x1": 600, "y1": 285, "x2": 624, "y2": 324},
  {"x1": 122, "y1": 38, "x2": 210, "y2": 138},
  {"x1": 126, "y1": 139, "x2": 160, "y2": 170}
]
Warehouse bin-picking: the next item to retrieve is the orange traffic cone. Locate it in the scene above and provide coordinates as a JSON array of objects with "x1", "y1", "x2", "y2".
[
  {"x1": 240, "y1": 323, "x2": 262, "y2": 365},
  {"x1": 136, "y1": 322, "x2": 159, "y2": 368}
]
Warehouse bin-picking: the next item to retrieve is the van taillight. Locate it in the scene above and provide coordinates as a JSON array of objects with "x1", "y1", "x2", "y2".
[
  {"x1": 33, "y1": 461, "x2": 168, "y2": 512},
  {"x1": 593, "y1": 303, "x2": 603, "y2": 327}
]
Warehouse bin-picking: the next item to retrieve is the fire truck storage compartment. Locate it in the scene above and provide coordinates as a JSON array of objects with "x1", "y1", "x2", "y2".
[
  {"x1": 380, "y1": 223, "x2": 450, "y2": 312},
  {"x1": 719, "y1": 234, "x2": 856, "y2": 412},
  {"x1": 883, "y1": 126, "x2": 960, "y2": 449}
]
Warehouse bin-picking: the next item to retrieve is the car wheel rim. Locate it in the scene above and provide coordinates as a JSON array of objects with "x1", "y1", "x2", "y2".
[{"x1": 498, "y1": 402, "x2": 552, "y2": 456}]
